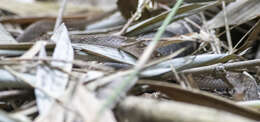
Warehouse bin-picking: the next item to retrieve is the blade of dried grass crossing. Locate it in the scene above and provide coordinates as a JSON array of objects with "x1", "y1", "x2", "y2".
[
  {"x1": 96, "y1": 0, "x2": 184, "y2": 121},
  {"x1": 222, "y1": 1, "x2": 233, "y2": 54},
  {"x1": 54, "y1": 0, "x2": 68, "y2": 31}
]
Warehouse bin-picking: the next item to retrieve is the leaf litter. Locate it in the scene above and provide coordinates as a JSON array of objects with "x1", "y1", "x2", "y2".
[{"x1": 0, "y1": 0, "x2": 259, "y2": 122}]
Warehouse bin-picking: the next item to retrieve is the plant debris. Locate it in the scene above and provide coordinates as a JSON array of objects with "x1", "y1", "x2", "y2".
[{"x1": 0, "y1": 0, "x2": 259, "y2": 122}]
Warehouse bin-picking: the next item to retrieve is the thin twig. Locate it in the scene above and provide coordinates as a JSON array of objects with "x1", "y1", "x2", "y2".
[
  {"x1": 54, "y1": 0, "x2": 69, "y2": 31},
  {"x1": 180, "y1": 59, "x2": 260, "y2": 74},
  {"x1": 170, "y1": 64, "x2": 187, "y2": 88},
  {"x1": 115, "y1": 12, "x2": 140, "y2": 36},
  {"x1": 232, "y1": 20, "x2": 260, "y2": 53},
  {"x1": 115, "y1": 0, "x2": 149, "y2": 35},
  {"x1": 222, "y1": 1, "x2": 233, "y2": 53},
  {"x1": 236, "y1": 19, "x2": 260, "y2": 54}
]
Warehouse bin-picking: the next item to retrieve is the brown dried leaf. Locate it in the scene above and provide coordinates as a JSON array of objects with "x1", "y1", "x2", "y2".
[
  {"x1": 137, "y1": 80, "x2": 260, "y2": 121},
  {"x1": 117, "y1": 96, "x2": 255, "y2": 122}
]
